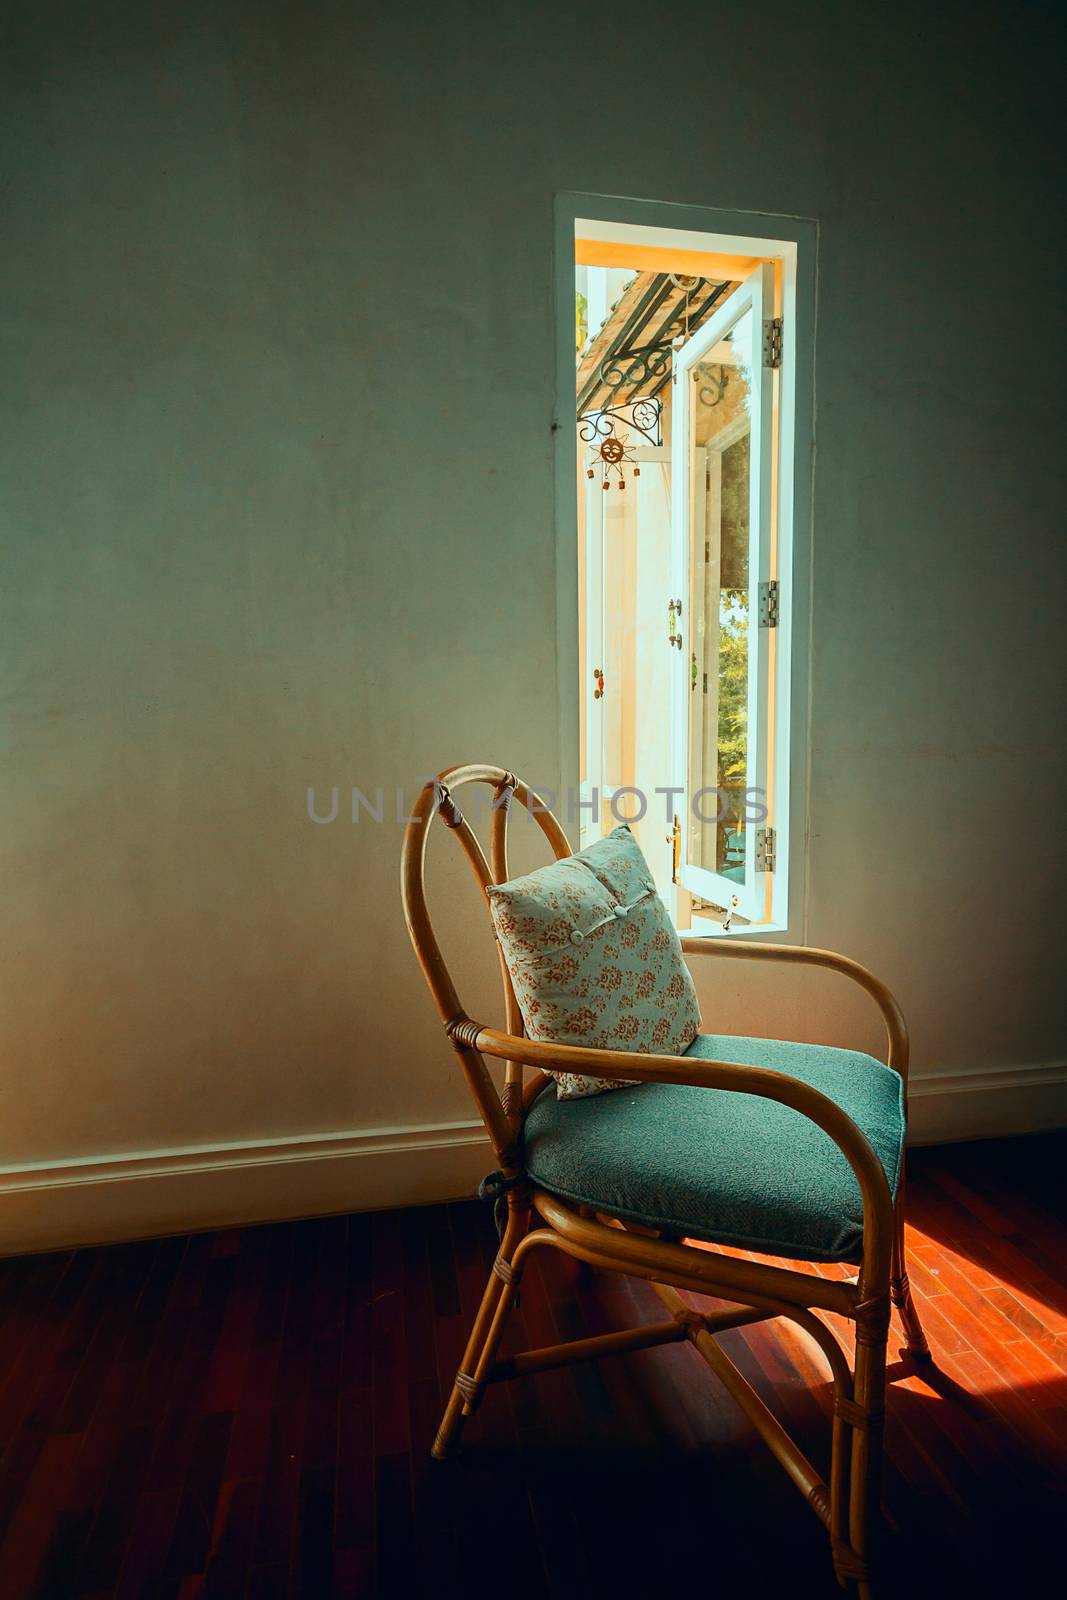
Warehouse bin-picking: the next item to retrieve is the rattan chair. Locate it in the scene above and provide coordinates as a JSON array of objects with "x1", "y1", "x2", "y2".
[{"x1": 401, "y1": 763, "x2": 932, "y2": 1597}]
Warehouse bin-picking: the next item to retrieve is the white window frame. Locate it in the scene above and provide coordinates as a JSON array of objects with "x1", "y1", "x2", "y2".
[
  {"x1": 555, "y1": 195, "x2": 815, "y2": 942},
  {"x1": 670, "y1": 263, "x2": 775, "y2": 923}
]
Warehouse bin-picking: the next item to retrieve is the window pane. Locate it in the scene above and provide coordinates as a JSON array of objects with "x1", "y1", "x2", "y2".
[{"x1": 686, "y1": 304, "x2": 754, "y2": 885}]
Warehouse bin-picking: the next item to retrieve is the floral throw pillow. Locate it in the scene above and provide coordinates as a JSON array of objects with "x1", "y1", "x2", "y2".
[{"x1": 486, "y1": 826, "x2": 701, "y2": 1099}]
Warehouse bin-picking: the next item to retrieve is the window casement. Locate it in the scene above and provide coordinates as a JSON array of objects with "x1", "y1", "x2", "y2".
[
  {"x1": 568, "y1": 207, "x2": 808, "y2": 938},
  {"x1": 670, "y1": 263, "x2": 775, "y2": 924}
]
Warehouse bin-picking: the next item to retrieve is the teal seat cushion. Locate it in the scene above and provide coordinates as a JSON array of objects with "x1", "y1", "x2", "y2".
[{"x1": 522, "y1": 1033, "x2": 905, "y2": 1263}]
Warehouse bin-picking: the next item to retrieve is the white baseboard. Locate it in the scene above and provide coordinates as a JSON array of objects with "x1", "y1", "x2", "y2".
[
  {"x1": 0, "y1": 1120, "x2": 492, "y2": 1257},
  {"x1": 2, "y1": 1063, "x2": 1063, "y2": 1257},
  {"x1": 906, "y1": 1060, "x2": 1067, "y2": 1146}
]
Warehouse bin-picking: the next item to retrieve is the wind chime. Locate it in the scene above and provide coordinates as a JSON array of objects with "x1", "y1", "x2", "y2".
[{"x1": 586, "y1": 429, "x2": 640, "y2": 491}]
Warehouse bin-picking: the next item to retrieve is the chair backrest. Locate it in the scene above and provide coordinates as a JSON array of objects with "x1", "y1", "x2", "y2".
[{"x1": 400, "y1": 763, "x2": 571, "y2": 1150}]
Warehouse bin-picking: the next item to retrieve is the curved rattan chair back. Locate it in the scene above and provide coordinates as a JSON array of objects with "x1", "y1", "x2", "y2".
[{"x1": 400, "y1": 762, "x2": 570, "y2": 1135}]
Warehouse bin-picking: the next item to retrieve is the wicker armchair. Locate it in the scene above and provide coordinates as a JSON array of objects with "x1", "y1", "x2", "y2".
[{"x1": 401, "y1": 763, "x2": 931, "y2": 1597}]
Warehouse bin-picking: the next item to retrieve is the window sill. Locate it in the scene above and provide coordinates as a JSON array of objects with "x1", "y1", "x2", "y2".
[{"x1": 678, "y1": 919, "x2": 790, "y2": 942}]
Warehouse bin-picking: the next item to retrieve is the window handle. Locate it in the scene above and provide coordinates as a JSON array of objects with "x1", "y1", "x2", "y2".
[
  {"x1": 593, "y1": 667, "x2": 605, "y2": 700},
  {"x1": 668, "y1": 598, "x2": 683, "y2": 649},
  {"x1": 666, "y1": 813, "x2": 681, "y2": 883}
]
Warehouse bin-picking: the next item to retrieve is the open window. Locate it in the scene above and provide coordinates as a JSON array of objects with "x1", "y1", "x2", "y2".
[
  {"x1": 670, "y1": 264, "x2": 775, "y2": 923},
  {"x1": 572, "y1": 214, "x2": 804, "y2": 936}
]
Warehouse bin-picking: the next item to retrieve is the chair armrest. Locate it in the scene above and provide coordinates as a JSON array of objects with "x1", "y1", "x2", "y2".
[
  {"x1": 468, "y1": 1022, "x2": 894, "y2": 1289},
  {"x1": 679, "y1": 938, "x2": 909, "y2": 1085}
]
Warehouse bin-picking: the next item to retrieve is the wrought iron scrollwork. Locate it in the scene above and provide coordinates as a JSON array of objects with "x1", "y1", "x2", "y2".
[
  {"x1": 576, "y1": 273, "x2": 733, "y2": 418},
  {"x1": 599, "y1": 343, "x2": 673, "y2": 398},
  {"x1": 577, "y1": 396, "x2": 663, "y2": 449},
  {"x1": 695, "y1": 362, "x2": 729, "y2": 408}
]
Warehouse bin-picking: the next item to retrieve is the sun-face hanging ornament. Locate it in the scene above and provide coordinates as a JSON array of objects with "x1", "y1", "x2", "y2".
[{"x1": 586, "y1": 427, "x2": 640, "y2": 491}]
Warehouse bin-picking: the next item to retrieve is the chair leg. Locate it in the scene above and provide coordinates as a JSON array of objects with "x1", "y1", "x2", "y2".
[
  {"x1": 431, "y1": 1202, "x2": 528, "y2": 1461},
  {"x1": 829, "y1": 1401, "x2": 852, "y2": 1590},
  {"x1": 890, "y1": 1166, "x2": 931, "y2": 1360},
  {"x1": 840, "y1": 1317, "x2": 889, "y2": 1598}
]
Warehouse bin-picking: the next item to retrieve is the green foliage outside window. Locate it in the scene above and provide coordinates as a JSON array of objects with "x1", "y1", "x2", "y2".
[
  {"x1": 575, "y1": 291, "x2": 588, "y2": 355},
  {"x1": 718, "y1": 596, "x2": 748, "y2": 785}
]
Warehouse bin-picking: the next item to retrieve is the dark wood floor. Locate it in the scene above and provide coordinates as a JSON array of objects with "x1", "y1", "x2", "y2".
[{"x1": 1, "y1": 1134, "x2": 1065, "y2": 1599}]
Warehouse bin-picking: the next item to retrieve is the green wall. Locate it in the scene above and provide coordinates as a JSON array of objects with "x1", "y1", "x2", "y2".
[{"x1": 1, "y1": 2, "x2": 1064, "y2": 1187}]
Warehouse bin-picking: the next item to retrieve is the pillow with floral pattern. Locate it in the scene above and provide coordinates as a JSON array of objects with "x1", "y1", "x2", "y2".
[{"x1": 486, "y1": 825, "x2": 701, "y2": 1099}]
